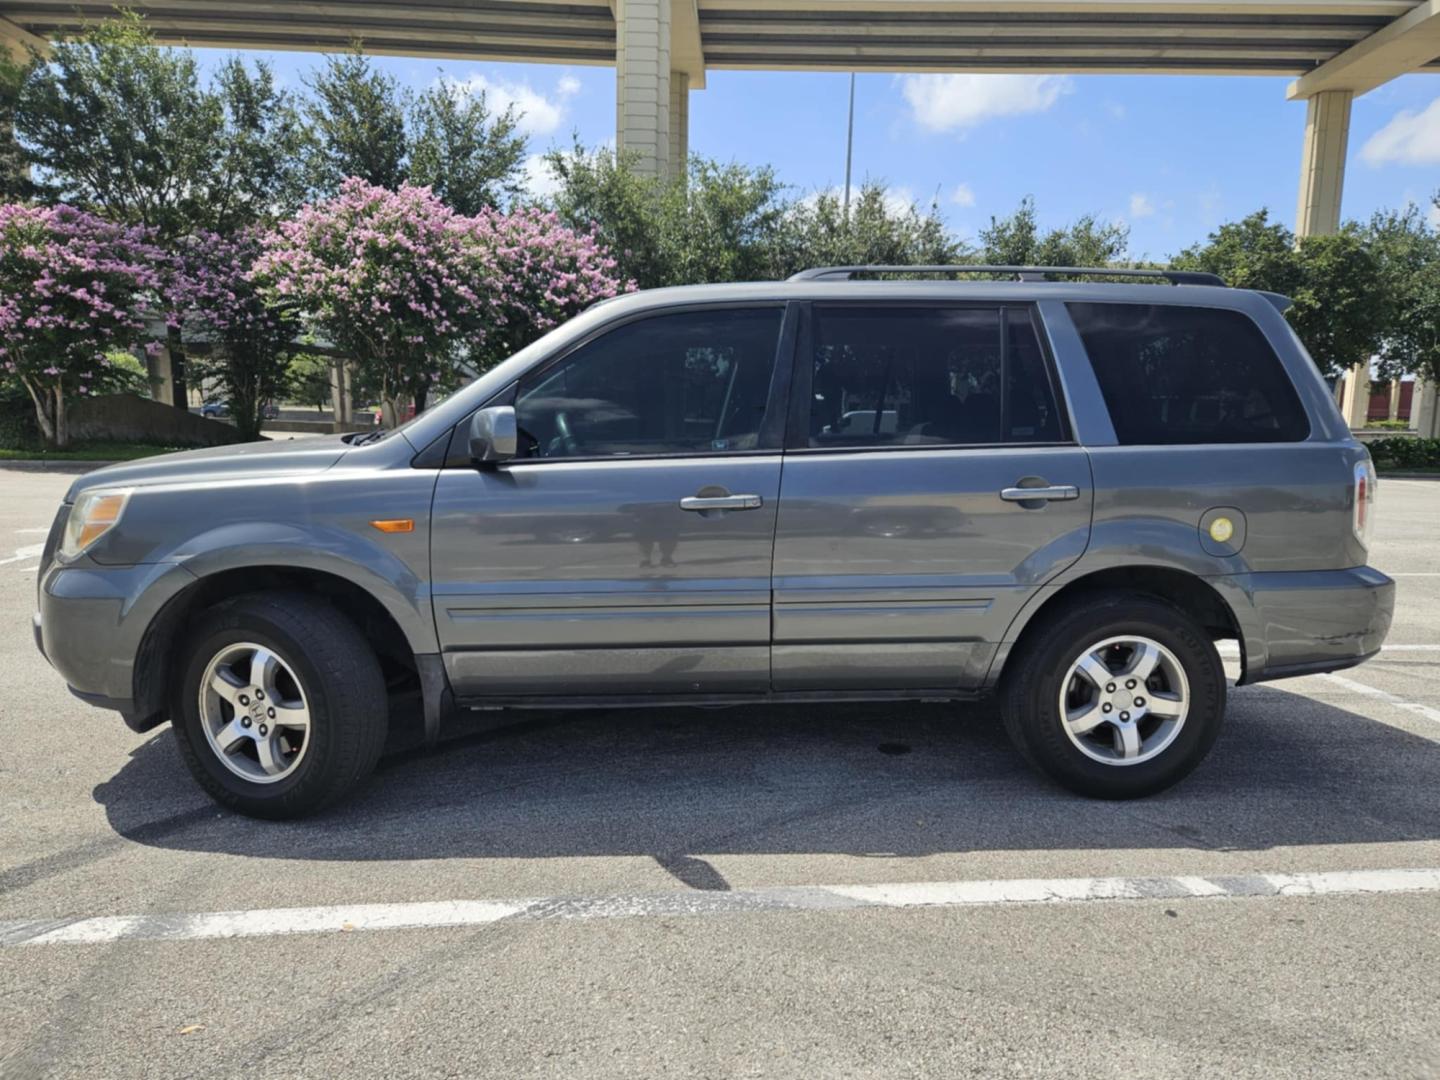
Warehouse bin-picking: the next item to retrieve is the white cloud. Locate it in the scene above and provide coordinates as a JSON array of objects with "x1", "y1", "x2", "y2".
[
  {"x1": 446, "y1": 72, "x2": 582, "y2": 138},
  {"x1": 1128, "y1": 192, "x2": 1156, "y2": 219},
  {"x1": 1361, "y1": 96, "x2": 1440, "y2": 165},
  {"x1": 521, "y1": 153, "x2": 562, "y2": 201},
  {"x1": 898, "y1": 74, "x2": 1071, "y2": 134},
  {"x1": 951, "y1": 182, "x2": 976, "y2": 208}
]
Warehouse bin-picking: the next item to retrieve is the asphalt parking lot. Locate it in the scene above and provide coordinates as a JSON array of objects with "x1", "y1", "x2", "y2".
[{"x1": 1, "y1": 467, "x2": 1437, "y2": 1079}]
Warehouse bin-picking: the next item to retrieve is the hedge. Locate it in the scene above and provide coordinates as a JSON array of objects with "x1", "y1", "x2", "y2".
[{"x1": 1366, "y1": 437, "x2": 1440, "y2": 471}]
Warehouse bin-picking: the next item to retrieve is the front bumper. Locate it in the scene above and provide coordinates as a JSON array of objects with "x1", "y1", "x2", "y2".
[
  {"x1": 1217, "y1": 566, "x2": 1395, "y2": 685},
  {"x1": 36, "y1": 559, "x2": 197, "y2": 730}
]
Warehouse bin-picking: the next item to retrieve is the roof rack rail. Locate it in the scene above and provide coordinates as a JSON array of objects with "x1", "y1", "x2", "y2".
[{"x1": 786, "y1": 265, "x2": 1226, "y2": 287}]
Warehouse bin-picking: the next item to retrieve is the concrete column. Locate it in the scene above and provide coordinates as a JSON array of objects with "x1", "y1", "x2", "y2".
[
  {"x1": 1338, "y1": 365, "x2": 1371, "y2": 430},
  {"x1": 1387, "y1": 379, "x2": 1401, "y2": 421},
  {"x1": 1295, "y1": 90, "x2": 1352, "y2": 239},
  {"x1": 144, "y1": 347, "x2": 174, "y2": 406},
  {"x1": 615, "y1": 0, "x2": 671, "y2": 179},
  {"x1": 669, "y1": 71, "x2": 689, "y2": 181},
  {"x1": 330, "y1": 359, "x2": 351, "y2": 426},
  {"x1": 1412, "y1": 380, "x2": 1439, "y2": 438}
]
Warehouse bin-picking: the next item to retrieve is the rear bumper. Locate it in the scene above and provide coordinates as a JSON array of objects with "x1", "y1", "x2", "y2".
[{"x1": 1216, "y1": 566, "x2": 1395, "y2": 685}]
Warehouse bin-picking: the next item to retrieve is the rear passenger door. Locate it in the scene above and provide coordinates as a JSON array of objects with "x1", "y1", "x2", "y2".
[{"x1": 771, "y1": 303, "x2": 1093, "y2": 690}]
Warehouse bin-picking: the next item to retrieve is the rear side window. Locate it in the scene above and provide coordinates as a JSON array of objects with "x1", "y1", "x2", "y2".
[
  {"x1": 805, "y1": 305, "x2": 1065, "y2": 448},
  {"x1": 1067, "y1": 303, "x2": 1310, "y2": 445}
]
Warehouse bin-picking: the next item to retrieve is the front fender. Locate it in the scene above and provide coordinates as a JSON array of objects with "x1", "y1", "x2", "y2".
[{"x1": 171, "y1": 522, "x2": 438, "y2": 656}]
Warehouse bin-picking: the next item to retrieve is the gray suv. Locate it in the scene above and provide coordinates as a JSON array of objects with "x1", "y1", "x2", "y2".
[{"x1": 33, "y1": 266, "x2": 1395, "y2": 818}]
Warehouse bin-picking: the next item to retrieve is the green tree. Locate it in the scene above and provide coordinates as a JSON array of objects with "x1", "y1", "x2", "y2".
[
  {"x1": 1362, "y1": 206, "x2": 1440, "y2": 385},
  {"x1": 285, "y1": 353, "x2": 333, "y2": 413},
  {"x1": 14, "y1": 14, "x2": 307, "y2": 405},
  {"x1": 772, "y1": 182, "x2": 960, "y2": 276},
  {"x1": 1172, "y1": 209, "x2": 1303, "y2": 294},
  {"x1": 1174, "y1": 210, "x2": 1386, "y2": 379},
  {"x1": 544, "y1": 145, "x2": 959, "y2": 286},
  {"x1": 978, "y1": 196, "x2": 1129, "y2": 268},
  {"x1": 409, "y1": 79, "x2": 526, "y2": 215},
  {"x1": 304, "y1": 48, "x2": 408, "y2": 193},
  {"x1": 0, "y1": 47, "x2": 36, "y2": 202}
]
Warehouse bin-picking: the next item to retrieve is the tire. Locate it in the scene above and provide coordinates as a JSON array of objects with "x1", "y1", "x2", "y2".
[
  {"x1": 172, "y1": 591, "x2": 389, "y2": 819},
  {"x1": 1000, "y1": 592, "x2": 1225, "y2": 799}
]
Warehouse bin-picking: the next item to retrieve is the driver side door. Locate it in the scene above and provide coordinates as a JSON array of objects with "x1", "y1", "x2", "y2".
[{"x1": 430, "y1": 304, "x2": 794, "y2": 699}]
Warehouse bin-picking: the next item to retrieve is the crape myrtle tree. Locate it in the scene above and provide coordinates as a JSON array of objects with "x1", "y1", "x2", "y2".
[
  {"x1": 14, "y1": 13, "x2": 308, "y2": 406},
  {"x1": 252, "y1": 180, "x2": 492, "y2": 428},
  {"x1": 465, "y1": 205, "x2": 632, "y2": 372},
  {"x1": 253, "y1": 181, "x2": 630, "y2": 426},
  {"x1": 0, "y1": 204, "x2": 165, "y2": 447},
  {"x1": 167, "y1": 229, "x2": 299, "y2": 441}
]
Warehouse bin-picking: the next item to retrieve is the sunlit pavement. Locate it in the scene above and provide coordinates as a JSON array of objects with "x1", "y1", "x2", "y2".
[{"x1": 1, "y1": 468, "x2": 1437, "y2": 1079}]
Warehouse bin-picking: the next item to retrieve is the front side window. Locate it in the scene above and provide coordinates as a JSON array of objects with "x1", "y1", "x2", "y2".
[
  {"x1": 1067, "y1": 302, "x2": 1310, "y2": 445},
  {"x1": 804, "y1": 305, "x2": 1064, "y2": 448},
  {"x1": 515, "y1": 307, "x2": 783, "y2": 459}
]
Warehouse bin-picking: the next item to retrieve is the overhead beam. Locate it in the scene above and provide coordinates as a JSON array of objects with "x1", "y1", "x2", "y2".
[
  {"x1": 671, "y1": 0, "x2": 706, "y2": 86},
  {"x1": 1288, "y1": 0, "x2": 1440, "y2": 96},
  {"x1": 0, "y1": 14, "x2": 47, "y2": 56}
]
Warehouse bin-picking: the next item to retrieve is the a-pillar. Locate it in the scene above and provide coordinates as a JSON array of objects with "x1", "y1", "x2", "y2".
[
  {"x1": 615, "y1": 0, "x2": 671, "y2": 179},
  {"x1": 669, "y1": 71, "x2": 689, "y2": 181}
]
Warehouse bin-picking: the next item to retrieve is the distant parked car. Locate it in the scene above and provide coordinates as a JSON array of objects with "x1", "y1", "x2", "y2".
[
  {"x1": 201, "y1": 400, "x2": 279, "y2": 420},
  {"x1": 372, "y1": 402, "x2": 418, "y2": 426}
]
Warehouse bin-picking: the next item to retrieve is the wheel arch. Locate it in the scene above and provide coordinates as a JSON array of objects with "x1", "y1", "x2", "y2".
[
  {"x1": 988, "y1": 565, "x2": 1247, "y2": 690},
  {"x1": 132, "y1": 565, "x2": 448, "y2": 743}
]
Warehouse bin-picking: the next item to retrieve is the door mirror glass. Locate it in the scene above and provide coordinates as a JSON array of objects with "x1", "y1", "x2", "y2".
[{"x1": 468, "y1": 405, "x2": 517, "y2": 463}]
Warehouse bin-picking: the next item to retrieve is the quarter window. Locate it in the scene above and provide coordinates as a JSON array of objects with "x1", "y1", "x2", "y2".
[
  {"x1": 804, "y1": 305, "x2": 1065, "y2": 448},
  {"x1": 1067, "y1": 303, "x2": 1310, "y2": 445},
  {"x1": 514, "y1": 308, "x2": 783, "y2": 459}
]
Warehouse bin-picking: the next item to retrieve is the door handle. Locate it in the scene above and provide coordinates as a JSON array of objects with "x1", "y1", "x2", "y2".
[
  {"x1": 1000, "y1": 485, "x2": 1079, "y2": 503},
  {"x1": 680, "y1": 494, "x2": 763, "y2": 512}
]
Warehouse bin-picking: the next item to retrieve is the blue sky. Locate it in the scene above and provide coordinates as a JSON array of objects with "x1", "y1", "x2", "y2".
[{"x1": 194, "y1": 47, "x2": 1440, "y2": 260}]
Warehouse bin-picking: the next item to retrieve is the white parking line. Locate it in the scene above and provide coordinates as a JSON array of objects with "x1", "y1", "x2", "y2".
[
  {"x1": 0, "y1": 544, "x2": 42, "y2": 566},
  {"x1": 1322, "y1": 673, "x2": 1440, "y2": 726},
  {"x1": 4, "y1": 868, "x2": 1439, "y2": 947}
]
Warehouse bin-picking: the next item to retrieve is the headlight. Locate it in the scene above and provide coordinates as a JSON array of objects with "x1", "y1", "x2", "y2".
[{"x1": 59, "y1": 489, "x2": 131, "y2": 559}]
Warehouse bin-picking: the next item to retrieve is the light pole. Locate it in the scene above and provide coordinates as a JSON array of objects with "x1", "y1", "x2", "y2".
[{"x1": 842, "y1": 72, "x2": 855, "y2": 220}]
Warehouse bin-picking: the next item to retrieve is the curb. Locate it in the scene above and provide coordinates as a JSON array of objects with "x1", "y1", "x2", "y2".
[
  {"x1": 0, "y1": 460, "x2": 117, "y2": 473},
  {"x1": 1377, "y1": 471, "x2": 1440, "y2": 480}
]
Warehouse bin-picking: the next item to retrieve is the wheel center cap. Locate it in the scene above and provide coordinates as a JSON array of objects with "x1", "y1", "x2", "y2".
[
  {"x1": 1112, "y1": 690, "x2": 1135, "y2": 711},
  {"x1": 247, "y1": 695, "x2": 267, "y2": 726}
]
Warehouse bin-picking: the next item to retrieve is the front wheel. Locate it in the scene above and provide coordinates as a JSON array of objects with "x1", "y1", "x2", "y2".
[
  {"x1": 1001, "y1": 594, "x2": 1226, "y2": 799},
  {"x1": 172, "y1": 592, "x2": 389, "y2": 819}
]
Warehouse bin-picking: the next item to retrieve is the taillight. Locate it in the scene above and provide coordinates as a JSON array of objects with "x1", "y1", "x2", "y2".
[{"x1": 1353, "y1": 457, "x2": 1376, "y2": 549}]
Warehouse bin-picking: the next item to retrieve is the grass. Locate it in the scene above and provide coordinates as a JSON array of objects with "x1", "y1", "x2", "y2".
[{"x1": 0, "y1": 440, "x2": 192, "y2": 462}]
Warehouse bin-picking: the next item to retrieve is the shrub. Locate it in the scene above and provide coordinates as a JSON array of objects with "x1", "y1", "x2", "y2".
[{"x1": 1367, "y1": 437, "x2": 1440, "y2": 470}]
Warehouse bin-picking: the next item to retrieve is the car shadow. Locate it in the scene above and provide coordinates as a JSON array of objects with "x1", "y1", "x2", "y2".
[{"x1": 93, "y1": 683, "x2": 1440, "y2": 867}]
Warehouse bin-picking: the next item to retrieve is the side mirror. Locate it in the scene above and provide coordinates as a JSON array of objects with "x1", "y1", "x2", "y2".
[{"x1": 468, "y1": 405, "x2": 517, "y2": 464}]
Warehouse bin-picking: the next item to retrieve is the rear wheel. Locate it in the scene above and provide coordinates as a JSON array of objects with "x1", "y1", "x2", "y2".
[
  {"x1": 1001, "y1": 594, "x2": 1225, "y2": 798},
  {"x1": 172, "y1": 592, "x2": 388, "y2": 819}
]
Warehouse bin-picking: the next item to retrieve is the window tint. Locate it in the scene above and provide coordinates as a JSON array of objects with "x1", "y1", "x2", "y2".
[
  {"x1": 1068, "y1": 303, "x2": 1310, "y2": 445},
  {"x1": 515, "y1": 308, "x2": 783, "y2": 459},
  {"x1": 805, "y1": 305, "x2": 1064, "y2": 448}
]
